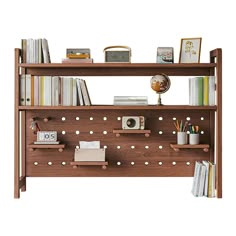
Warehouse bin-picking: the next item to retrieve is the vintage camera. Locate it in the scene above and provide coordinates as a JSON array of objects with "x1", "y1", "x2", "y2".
[{"x1": 122, "y1": 116, "x2": 145, "y2": 130}]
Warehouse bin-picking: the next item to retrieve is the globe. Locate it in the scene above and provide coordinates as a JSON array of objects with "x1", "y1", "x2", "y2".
[{"x1": 150, "y1": 74, "x2": 171, "y2": 105}]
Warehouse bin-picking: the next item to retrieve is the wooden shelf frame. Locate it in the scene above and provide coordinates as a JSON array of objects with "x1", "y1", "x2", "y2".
[{"x1": 14, "y1": 48, "x2": 222, "y2": 198}]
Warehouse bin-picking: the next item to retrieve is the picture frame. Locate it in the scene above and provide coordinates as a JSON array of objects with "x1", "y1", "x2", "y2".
[{"x1": 179, "y1": 38, "x2": 202, "y2": 63}]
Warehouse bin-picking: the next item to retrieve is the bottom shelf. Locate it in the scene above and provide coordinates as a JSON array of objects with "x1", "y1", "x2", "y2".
[
  {"x1": 70, "y1": 161, "x2": 108, "y2": 170},
  {"x1": 170, "y1": 144, "x2": 209, "y2": 152}
]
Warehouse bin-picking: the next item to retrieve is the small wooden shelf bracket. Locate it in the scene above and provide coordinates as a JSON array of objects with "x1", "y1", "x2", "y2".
[
  {"x1": 70, "y1": 161, "x2": 108, "y2": 170},
  {"x1": 170, "y1": 144, "x2": 209, "y2": 152}
]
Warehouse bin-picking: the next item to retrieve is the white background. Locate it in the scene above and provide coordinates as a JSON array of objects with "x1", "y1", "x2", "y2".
[{"x1": 0, "y1": 0, "x2": 235, "y2": 235}]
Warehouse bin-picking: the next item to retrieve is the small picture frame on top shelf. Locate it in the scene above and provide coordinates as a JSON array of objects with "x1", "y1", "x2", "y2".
[{"x1": 179, "y1": 38, "x2": 202, "y2": 63}]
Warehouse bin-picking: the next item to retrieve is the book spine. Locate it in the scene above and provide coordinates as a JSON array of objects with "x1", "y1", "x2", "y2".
[{"x1": 203, "y1": 76, "x2": 209, "y2": 105}]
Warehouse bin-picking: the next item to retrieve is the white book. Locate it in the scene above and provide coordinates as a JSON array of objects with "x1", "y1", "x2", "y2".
[
  {"x1": 114, "y1": 96, "x2": 148, "y2": 101},
  {"x1": 44, "y1": 76, "x2": 52, "y2": 106},
  {"x1": 52, "y1": 76, "x2": 60, "y2": 106},
  {"x1": 202, "y1": 160, "x2": 210, "y2": 196},
  {"x1": 114, "y1": 101, "x2": 148, "y2": 105},
  {"x1": 192, "y1": 77, "x2": 199, "y2": 105},
  {"x1": 33, "y1": 76, "x2": 39, "y2": 106},
  {"x1": 191, "y1": 161, "x2": 201, "y2": 196},
  {"x1": 198, "y1": 165, "x2": 206, "y2": 197},
  {"x1": 76, "y1": 78, "x2": 84, "y2": 106},
  {"x1": 25, "y1": 74, "x2": 31, "y2": 105},
  {"x1": 209, "y1": 76, "x2": 215, "y2": 105},
  {"x1": 20, "y1": 74, "x2": 26, "y2": 105},
  {"x1": 42, "y1": 38, "x2": 51, "y2": 63},
  {"x1": 38, "y1": 39, "x2": 42, "y2": 63},
  {"x1": 72, "y1": 78, "x2": 77, "y2": 106},
  {"x1": 80, "y1": 79, "x2": 91, "y2": 105},
  {"x1": 211, "y1": 163, "x2": 216, "y2": 197}
]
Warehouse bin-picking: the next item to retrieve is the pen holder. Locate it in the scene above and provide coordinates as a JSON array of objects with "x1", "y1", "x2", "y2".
[
  {"x1": 177, "y1": 132, "x2": 187, "y2": 145},
  {"x1": 189, "y1": 133, "x2": 200, "y2": 145}
]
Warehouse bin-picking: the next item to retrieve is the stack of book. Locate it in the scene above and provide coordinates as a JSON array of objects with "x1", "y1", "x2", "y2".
[
  {"x1": 21, "y1": 38, "x2": 51, "y2": 63},
  {"x1": 20, "y1": 76, "x2": 91, "y2": 106},
  {"x1": 189, "y1": 76, "x2": 215, "y2": 106},
  {"x1": 191, "y1": 161, "x2": 216, "y2": 197},
  {"x1": 62, "y1": 48, "x2": 93, "y2": 63},
  {"x1": 114, "y1": 96, "x2": 148, "y2": 105}
]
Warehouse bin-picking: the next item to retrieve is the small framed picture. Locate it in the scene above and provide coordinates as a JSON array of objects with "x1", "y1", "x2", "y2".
[
  {"x1": 156, "y1": 47, "x2": 174, "y2": 63},
  {"x1": 179, "y1": 38, "x2": 202, "y2": 63}
]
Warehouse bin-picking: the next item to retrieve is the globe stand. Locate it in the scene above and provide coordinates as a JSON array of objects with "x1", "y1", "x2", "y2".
[{"x1": 157, "y1": 93, "x2": 163, "y2": 106}]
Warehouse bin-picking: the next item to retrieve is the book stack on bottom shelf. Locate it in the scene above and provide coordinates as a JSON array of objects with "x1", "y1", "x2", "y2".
[{"x1": 191, "y1": 161, "x2": 216, "y2": 197}]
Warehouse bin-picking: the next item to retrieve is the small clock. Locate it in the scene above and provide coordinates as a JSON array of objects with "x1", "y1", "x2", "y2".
[{"x1": 37, "y1": 131, "x2": 57, "y2": 142}]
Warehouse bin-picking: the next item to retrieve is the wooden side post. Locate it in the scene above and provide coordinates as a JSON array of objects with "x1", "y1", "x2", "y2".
[
  {"x1": 210, "y1": 48, "x2": 222, "y2": 198},
  {"x1": 14, "y1": 48, "x2": 20, "y2": 198}
]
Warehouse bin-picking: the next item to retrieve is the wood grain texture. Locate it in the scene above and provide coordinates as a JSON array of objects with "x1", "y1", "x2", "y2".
[
  {"x1": 19, "y1": 61, "x2": 216, "y2": 76},
  {"x1": 14, "y1": 49, "x2": 20, "y2": 198},
  {"x1": 211, "y1": 48, "x2": 222, "y2": 198},
  {"x1": 26, "y1": 109, "x2": 212, "y2": 177}
]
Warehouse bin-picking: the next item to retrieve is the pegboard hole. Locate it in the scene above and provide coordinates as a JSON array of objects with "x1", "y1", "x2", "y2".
[
  {"x1": 103, "y1": 145, "x2": 107, "y2": 149},
  {"x1": 61, "y1": 117, "x2": 66, "y2": 121},
  {"x1": 172, "y1": 131, "x2": 176, "y2": 134},
  {"x1": 34, "y1": 162, "x2": 38, "y2": 166},
  {"x1": 145, "y1": 145, "x2": 149, "y2": 149},
  {"x1": 173, "y1": 117, "x2": 176, "y2": 120},
  {"x1": 103, "y1": 131, "x2": 107, "y2": 135},
  {"x1": 200, "y1": 131, "x2": 204, "y2": 134},
  {"x1": 75, "y1": 130, "x2": 80, "y2": 135},
  {"x1": 159, "y1": 131, "x2": 163, "y2": 135},
  {"x1": 159, "y1": 117, "x2": 163, "y2": 121},
  {"x1": 145, "y1": 161, "x2": 149, "y2": 165},
  {"x1": 201, "y1": 117, "x2": 204, "y2": 120},
  {"x1": 172, "y1": 161, "x2": 176, "y2": 166},
  {"x1": 89, "y1": 131, "x2": 94, "y2": 134},
  {"x1": 75, "y1": 117, "x2": 80, "y2": 120},
  {"x1": 159, "y1": 145, "x2": 163, "y2": 149},
  {"x1": 186, "y1": 117, "x2": 191, "y2": 121},
  {"x1": 103, "y1": 117, "x2": 107, "y2": 121},
  {"x1": 158, "y1": 161, "x2": 163, "y2": 166},
  {"x1": 117, "y1": 161, "x2": 121, "y2": 166},
  {"x1": 61, "y1": 162, "x2": 66, "y2": 166},
  {"x1": 117, "y1": 146, "x2": 121, "y2": 149},
  {"x1": 131, "y1": 162, "x2": 135, "y2": 165},
  {"x1": 89, "y1": 117, "x2": 93, "y2": 121},
  {"x1": 186, "y1": 162, "x2": 191, "y2": 166},
  {"x1": 117, "y1": 117, "x2": 121, "y2": 121},
  {"x1": 48, "y1": 161, "x2": 53, "y2": 166},
  {"x1": 131, "y1": 145, "x2": 135, "y2": 149},
  {"x1": 62, "y1": 131, "x2": 66, "y2": 135}
]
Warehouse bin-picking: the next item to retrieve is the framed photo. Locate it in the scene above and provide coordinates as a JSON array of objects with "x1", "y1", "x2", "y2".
[{"x1": 179, "y1": 38, "x2": 202, "y2": 63}]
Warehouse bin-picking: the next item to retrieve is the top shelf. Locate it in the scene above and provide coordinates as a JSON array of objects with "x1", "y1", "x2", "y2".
[{"x1": 18, "y1": 62, "x2": 216, "y2": 76}]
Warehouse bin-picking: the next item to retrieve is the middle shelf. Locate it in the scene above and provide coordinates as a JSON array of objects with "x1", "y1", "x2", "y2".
[{"x1": 18, "y1": 105, "x2": 217, "y2": 110}]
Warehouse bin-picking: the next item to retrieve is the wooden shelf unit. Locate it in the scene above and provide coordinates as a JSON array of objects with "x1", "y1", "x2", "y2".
[{"x1": 14, "y1": 48, "x2": 222, "y2": 198}]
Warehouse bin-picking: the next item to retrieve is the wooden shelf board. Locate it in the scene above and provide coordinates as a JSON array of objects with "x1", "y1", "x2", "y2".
[
  {"x1": 113, "y1": 129, "x2": 151, "y2": 134},
  {"x1": 18, "y1": 61, "x2": 216, "y2": 76},
  {"x1": 170, "y1": 144, "x2": 210, "y2": 149},
  {"x1": 19, "y1": 62, "x2": 216, "y2": 69},
  {"x1": 18, "y1": 105, "x2": 217, "y2": 110},
  {"x1": 70, "y1": 161, "x2": 108, "y2": 166},
  {"x1": 28, "y1": 143, "x2": 65, "y2": 149}
]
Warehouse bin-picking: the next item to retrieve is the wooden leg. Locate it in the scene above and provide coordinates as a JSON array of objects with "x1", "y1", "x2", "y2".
[
  {"x1": 21, "y1": 111, "x2": 26, "y2": 192},
  {"x1": 14, "y1": 109, "x2": 20, "y2": 198}
]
